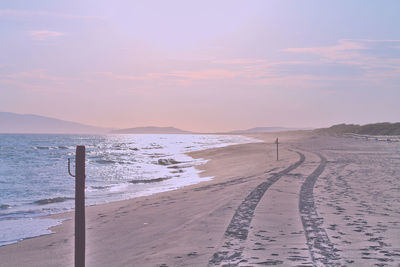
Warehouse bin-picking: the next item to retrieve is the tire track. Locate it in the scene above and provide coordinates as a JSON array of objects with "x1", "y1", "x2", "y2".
[
  {"x1": 299, "y1": 152, "x2": 340, "y2": 266},
  {"x1": 208, "y1": 151, "x2": 305, "y2": 266}
]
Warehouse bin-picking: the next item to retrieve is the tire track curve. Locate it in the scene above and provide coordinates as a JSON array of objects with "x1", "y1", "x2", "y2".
[
  {"x1": 299, "y1": 152, "x2": 340, "y2": 266},
  {"x1": 208, "y1": 151, "x2": 305, "y2": 266}
]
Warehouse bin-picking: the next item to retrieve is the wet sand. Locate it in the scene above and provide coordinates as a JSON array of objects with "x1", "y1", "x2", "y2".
[{"x1": 1, "y1": 133, "x2": 400, "y2": 266}]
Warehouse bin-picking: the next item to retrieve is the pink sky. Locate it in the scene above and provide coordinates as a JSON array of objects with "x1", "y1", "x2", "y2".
[{"x1": 1, "y1": 1, "x2": 399, "y2": 132}]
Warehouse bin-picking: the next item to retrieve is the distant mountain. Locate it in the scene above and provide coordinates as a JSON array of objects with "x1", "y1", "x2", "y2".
[
  {"x1": 0, "y1": 112, "x2": 110, "y2": 134},
  {"x1": 316, "y1": 123, "x2": 400, "y2": 135},
  {"x1": 230, "y1": 126, "x2": 301, "y2": 134},
  {"x1": 111, "y1": 126, "x2": 192, "y2": 134}
]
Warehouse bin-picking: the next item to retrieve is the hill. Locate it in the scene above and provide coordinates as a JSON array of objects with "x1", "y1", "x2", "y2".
[
  {"x1": 316, "y1": 122, "x2": 400, "y2": 135},
  {"x1": 230, "y1": 126, "x2": 301, "y2": 134},
  {"x1": 0, "y1": 112, "x2": 110, "y2": 134},
  {"x1": 110, "y1": 126, "x2": 192, "y2": 134}
]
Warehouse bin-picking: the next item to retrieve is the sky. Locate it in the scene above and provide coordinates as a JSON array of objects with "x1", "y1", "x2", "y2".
[{"x1": 0, "y1": 0, "x2": 399, "y2": 132}]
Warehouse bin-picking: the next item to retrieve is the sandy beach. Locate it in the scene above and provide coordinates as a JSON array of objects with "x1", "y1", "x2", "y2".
[{"x1": 1, "y1": 133, "x2": 399, "y2": 266}]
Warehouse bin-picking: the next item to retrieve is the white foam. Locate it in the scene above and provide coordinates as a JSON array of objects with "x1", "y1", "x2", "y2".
[
  {"x1": 0, "y1": 217, "x2": 67, "y2": 246},
  {"x1": 0, "y1": 133, "x2": 261, "y2": 247}
]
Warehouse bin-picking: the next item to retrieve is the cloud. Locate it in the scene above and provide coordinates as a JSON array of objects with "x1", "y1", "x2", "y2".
[
  {"x1": 5, "y1": 69, "x2": 66, "y2": 81},
  {"x1": 93, "y1": 69, "x2": 241, "y2": 80},
  {"x1": 82, "y1": 38, "x2": 400, "y2": 96},
  {"x1": 0, "y1": 69, "x2": 70, "y2": 93},
  {"x1": 284, "y1": 39, "x2": 366, "y2": 54},
  {"x1": 29, "y1": 30, "x2": 64, "y2": 41},
  {"x1": 282, "y1": 39, "x2": 400, "y2": 83},
  {"x1": 92, "y1": 68, "x2": 250, "y2": 87},
  {"x1": 212, "y1": 58, "x2": 265, "y2": 65},
  {"x1": 283, "y1": 39, "x2": 367, "y2": 66},
  {"x1": 283, "y1": 39, "x2": 400, "y2": 64},
  {"x1": 166, "y1": 69, "x2": 241, "y2": 80}
]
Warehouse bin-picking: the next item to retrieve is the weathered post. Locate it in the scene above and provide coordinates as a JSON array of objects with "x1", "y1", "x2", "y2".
[
  {"x1": 75, "y1": 146, "x2": 86, "y2": 267},
  {"x1": 275, "y1": 138, "x2": 279, "y2": 161},
  {"x1": 68, "y1": 146, "x2": 86, "y2": 267}
]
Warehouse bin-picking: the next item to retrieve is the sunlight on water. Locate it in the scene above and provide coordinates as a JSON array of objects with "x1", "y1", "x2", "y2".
[{"x1": 0, "y1": 133, "x2": 260, "y2": 246}]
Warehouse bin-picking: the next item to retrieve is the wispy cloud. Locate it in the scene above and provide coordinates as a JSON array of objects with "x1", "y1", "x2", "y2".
[
  {"x1": 282, "y1": 39, "x2": 400, "y2": 84},
  {"x1": 53, "y1": 38, "x2": 400, "y2": 97},
  {"x1": 93, "y1": 68, "x2": 247, "y2": 84},
  {"x1": 284, "y1": 39, "x2": 366, "y2": 54},
  {"x1": 4, "y1": 69, "x2": 66, "y2": 81},
  {"x1": 283, "y1": 39, "x2": 367, "y2": 65},
  {"x1": 29, "y1": 30, "x2": 64, "y2": 41},
  {"x1": 283, "y1": 39, "x2": 400, "y2": 65},
  {"x1": 212, "y1": 58, "x2": 265, "y2": 65},
  {"x1": 0, "y1": 69, "x2": 69, "y2": 93}
]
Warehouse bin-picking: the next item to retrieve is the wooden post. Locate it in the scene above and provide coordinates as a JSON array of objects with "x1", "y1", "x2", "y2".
[
  {"x1": 75, "y1": 146, "x2": 86, "y2": 267},
  {"x1": 275, "y1": 138, "x2": 279, "y2": 161}
]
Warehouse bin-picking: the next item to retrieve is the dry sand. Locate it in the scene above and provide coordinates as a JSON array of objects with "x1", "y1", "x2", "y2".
[{"x1": 1, "y1": 133, "x2": 399, "y2": 266}]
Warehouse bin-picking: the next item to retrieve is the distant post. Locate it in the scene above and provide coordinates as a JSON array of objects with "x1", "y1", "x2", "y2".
[
  {"x1": 68, "y1": 146, "x2": 86, "y2": 267},
  {"x1": 275, "y1": 138, "x2": 279, "y2": 161}
]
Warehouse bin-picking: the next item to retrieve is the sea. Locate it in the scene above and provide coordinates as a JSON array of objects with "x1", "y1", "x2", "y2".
[{"x1": 0, "y1": 133, "x2": 259, "y2": 246}]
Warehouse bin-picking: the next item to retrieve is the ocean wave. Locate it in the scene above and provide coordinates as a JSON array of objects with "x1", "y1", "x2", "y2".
[
  {"x1": 142, "y1": 144, "x2": 163, "y2": 149},
  {"x1": 170, "y1": 169, "x2": 184, "y2": 174},
  {"x1": 33, "y1": 146, "x2": 51, "y2": 150},
  {"x1": 90, "y1": 185, "x2": 111, "y2": 190},
  {"x1": 95, "y1": 159, "x2": 116, "y2": 164},
  {"x1": 33, "y1": 197, "x2": 74, "y2": 205},
  {"x1": 148, "y1": 153, "x2": 167, "y2": 158},
  {"x1": 117, "y1": 161, "x2": 134, "y2": 165},
  {"x1": 0, "y1": 210, "x2": 39, "y2": 221},
  {"x1": 0, "y1": 204, "x2": 11, "y2": 210},
  {"x1": 167, "y1": 164, "x2": 192, "y2": 169},
  {"x1": 157, "y1": 158, "x2": 181, "y2": 165},
  {"x1": 32, "y1": 145, "x2": 71, "y2": 150},
  {"x1": 128, "y1": 177, "x2": 172, "y2": 184},
  {"x1": 1, "y1": 133, "x2": 261, "y2": 248}
]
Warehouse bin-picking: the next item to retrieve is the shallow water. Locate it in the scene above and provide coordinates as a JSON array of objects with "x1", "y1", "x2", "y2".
[{"x1": 0, "y1": 133, "x2": 259, "y2": 246}]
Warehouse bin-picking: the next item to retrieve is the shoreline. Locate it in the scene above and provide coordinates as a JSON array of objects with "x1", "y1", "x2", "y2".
[
  {"x1": 0, "y1": 137, "x2": 297, "y2": 266},
  {"x1": 4, "y1": 132, "x2": 398, "y2": 265},
  {"x1": 0, "y1": 134, "x2": 261, "y2": 248}
]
